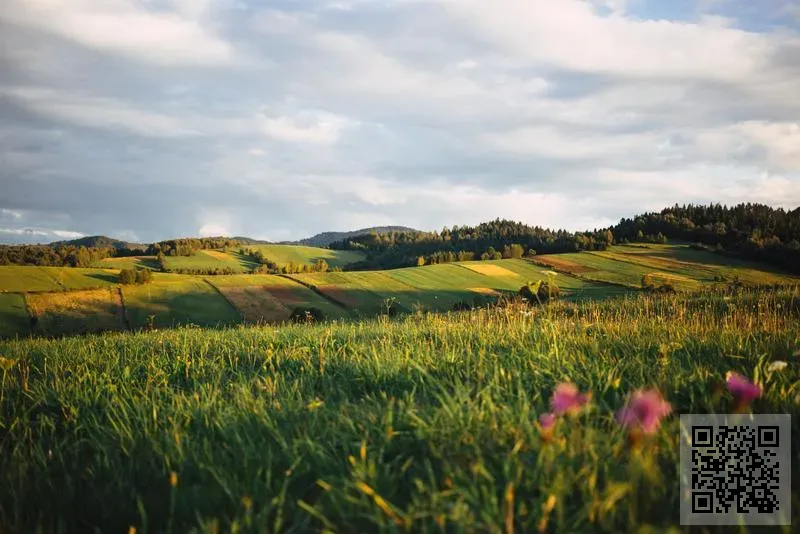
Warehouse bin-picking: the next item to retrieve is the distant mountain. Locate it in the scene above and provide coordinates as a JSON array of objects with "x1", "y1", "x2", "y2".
[
  {"x1": 48, "y1": 235, "x2": 145, "y2": 251},
  {"x1": 292, "y1": 226, "x2": 420, "y2": 247}
]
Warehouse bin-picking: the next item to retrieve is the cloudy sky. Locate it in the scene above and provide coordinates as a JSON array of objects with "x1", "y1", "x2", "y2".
[{"x1": 1, "y1": 0, "x2": 799, "y2": 244}]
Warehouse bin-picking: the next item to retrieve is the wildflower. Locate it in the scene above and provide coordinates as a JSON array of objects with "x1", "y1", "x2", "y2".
[
  {"x1": 551, "y1": 383, "x2": 591, "y2": 416},
  {"x1": 539, "y1": 412, "x2": 556, "y2": 430},
  {"x1": 169, "y1": 471, "x2": 179, "y2": 488},
  {"x1": 617, "y1": 389, "x2": 672, "y2": 435},
  {"x1": 767, "y1": 361, "x2": 787, "y2": 373},
  {"x1": 538, "y1": 412, "x2": 557, "y2": 442},
  {"x1": 726, "y1": 371, "x2": 761, "y2": 407}
]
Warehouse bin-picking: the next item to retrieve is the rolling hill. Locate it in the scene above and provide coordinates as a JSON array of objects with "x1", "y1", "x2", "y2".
[
  {"x1": 292, "y1": 226, "x2": 419, "y2": 247},
  {"x1": 48, "y1": 235, "x2": 145, "y2": 250}
]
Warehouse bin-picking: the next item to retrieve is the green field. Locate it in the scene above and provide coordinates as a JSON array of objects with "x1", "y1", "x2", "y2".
[
  {"x1": 162, "y1": 250, "x2": 256, "y2": 272},
  {"x1": 0, "y1": 266, "x2": 118, "y2": 293},
  {"x1": 27, "y1": 288, "x2": 124, "y2": 336},
  {"x1": 92, "y1": 256, "x2": 161, "y2": 271},
  {"x1": 0, "y1": 293, "x2": 30, "y2": 338},
  {"x1": 533, "y1": 244, "x2": 798, "y2": 289},
  {"x1": 1, "y1": 288, "x2": 797, "y2": 532},
  {"x1": 247, "y1": 244, "x2": 365, "y2": 268},
  {"x1": 122, "y1": 275, "x2": 241, "y2": 328}
]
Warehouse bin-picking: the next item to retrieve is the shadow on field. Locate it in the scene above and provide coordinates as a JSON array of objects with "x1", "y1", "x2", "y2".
[{"x1": 85, "y1": 272, "x2": 121, "y2": 284}]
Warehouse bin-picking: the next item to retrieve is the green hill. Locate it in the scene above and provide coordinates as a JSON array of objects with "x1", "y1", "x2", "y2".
[
  {"x1": 293, "y1": 226, "x2": 419, "y2": 247},
  {"x1": 48, "y1": 235, "x2": 145, "y2": 251}
]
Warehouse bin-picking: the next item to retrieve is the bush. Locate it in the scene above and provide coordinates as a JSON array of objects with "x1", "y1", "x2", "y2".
[
  {"x1": 290, "y1": 307, "x2": 325, "y2": 323},
  {"x1": 135, "y1": 268, "x2": 153, "y2": 284},
  {"x1": 118, "y1": 268, "x2": 137, "y2": 285},
  {"x1": 519, "y1": 280, "x2": 560, "y2": 304}
]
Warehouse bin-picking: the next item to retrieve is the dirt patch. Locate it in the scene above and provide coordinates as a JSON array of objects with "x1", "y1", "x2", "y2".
[
  {"x1": 468, "y1": 287, "x2": 502, "y2": 296},
  {"x1": 218, "y1": 286, "x2": 291, "y2": 323},
  {"x1": 317, "y1": 286, "x2": 360, "y2": 307},
  {"x1": 534, "y1": 256, "x2": 597, "y2": 274},
  {"x1": 265, "y1": 286, "x2": 304, "y2": 306},
  {"x1": 463, "y1": 264, "x2": 519, "y2": 277}
]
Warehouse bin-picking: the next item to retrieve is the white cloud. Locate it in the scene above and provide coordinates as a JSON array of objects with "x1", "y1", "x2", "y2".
[
  {"x1": 260, "y1": 110, "x2": 356, "y2": 144},
  {"x1": 0, "y1": 0, "x2": 233, "y2": 66},
  {"x1": 198, "y1": 223, "x2": 229, "y2": 237}
]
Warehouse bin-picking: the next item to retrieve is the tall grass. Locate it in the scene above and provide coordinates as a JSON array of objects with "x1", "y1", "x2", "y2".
[{"x1": 1, "y1": 288, "x2": 798, "y2": 532}]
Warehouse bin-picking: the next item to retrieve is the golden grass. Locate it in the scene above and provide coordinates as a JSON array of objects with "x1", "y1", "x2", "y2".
[
  {"x1": 468, "y1": 287, "x2": 502, "y2": 296},
  {"x1": 26, "y1": 288, "x2": 123, "y2": 335},
  {"x1": 463, "y1": 264, "x2": 519, "y2": 277},
  {"x1": 202, "y1": 250, "x2": 233, "y2": 261}
]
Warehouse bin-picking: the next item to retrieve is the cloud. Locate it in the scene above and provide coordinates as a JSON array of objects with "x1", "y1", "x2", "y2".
[
  {"x1": 0, "y1": 0, "x2": 234, "y2": 66},
  {"x1": 0, "y1": 0, "x2": 798, "y2": 244},
  {"x1": 260, "y1": 110, "x2": 356, "y2": 144}
]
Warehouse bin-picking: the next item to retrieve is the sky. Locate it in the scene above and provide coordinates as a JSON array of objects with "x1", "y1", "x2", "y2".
[{"x1": 0, "y1": 0, "x2": 799, "y2": 244}]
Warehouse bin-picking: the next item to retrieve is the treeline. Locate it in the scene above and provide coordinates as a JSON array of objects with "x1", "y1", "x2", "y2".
[
  {"x1": 0, "y1": 245, "x2": 114, "y2": 267},
  {"x1": 146, "y1": 238, "x2": 242, "y2": 257},
  {"x1": 331, "y1": 219, "x2": 614, "y2": 270},
  {"x1": 612, "y1": 203, "x2": 800, "y2": 273}
]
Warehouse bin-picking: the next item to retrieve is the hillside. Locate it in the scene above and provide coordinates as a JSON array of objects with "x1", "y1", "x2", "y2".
[
  {"x1": 293, "y1": 226, "x2": 419, "y2": 247},
  {"x1": 48, "y1": 235, "x2": 144, "y2": 250}
]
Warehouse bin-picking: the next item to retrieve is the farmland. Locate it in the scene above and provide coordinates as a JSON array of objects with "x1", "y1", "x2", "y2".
[
  {"x1": 161, "y1": 250, "x2": 256, "y2": 273},
  {"x1": 247, "y1": 244, "x2": 365, "y2": 268},
  {"x1": 122, "y1": 275, "x2": 241, "y2": 329},
  {"x1": 92, "y1": 256, "x2": 161, "y2": 271},
  {"x1": 0, "y1": 294, "x2": 29, "y2": 338},
  {"x1": 27, "y1": 288, "x2": 124, "y2": 336},
  {"x1": 0, "y1": 244, "x2": 798, "y2": 339},
  {"x1": 0, "y1": 288, "x2": 797, "y2": 532}
]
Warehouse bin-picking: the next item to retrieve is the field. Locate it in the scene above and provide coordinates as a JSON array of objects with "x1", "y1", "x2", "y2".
[
  {"x1": 0, "y1": 294, "x2": 30, "y2": 338},
  {"x1": 92, "y1": 256, "x2": 161, "y2": 270},
  {"x1": 26, "y1": 288, "x2": 124, "y2": 336},
  {"x1": 0, "y1": 288, "x2": 797, "y2": 532},
  {"x1": 162, "y1": 250, "x2": 256, "y2": 272},
  {"x1": 0, "y1": 266, "x2": 118, "y2": 293},
  {"x1": 247, "y1": 244, "x2": 365, "y2": 268},
  {"x1": 532, "y1": 244, "x2": 799, "y2": 289},
  {"x1": 122, "y1": 275, "x2": 241, "y2": 328},
  {"x1": 208, "y1": 275, "x2": 349, "y2": 322}
]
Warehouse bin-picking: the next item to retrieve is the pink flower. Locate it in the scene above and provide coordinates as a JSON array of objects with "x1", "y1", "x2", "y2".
[
  {"x1": 538, "y1": 412, "x2": 557, "y2": 430},
  {"x1": 550, "y1": 383, "x2": 591, "y2": 415},
  {"x1": 617, "y1": 389, "x2": 672, "y2": 435},
  {"x1": 726, "y1": 372, "x2": 761, "y2": 404}
]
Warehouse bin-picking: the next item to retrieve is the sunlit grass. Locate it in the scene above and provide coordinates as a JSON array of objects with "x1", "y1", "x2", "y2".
[{"x1": 0, "y1": 287, "x2": 798, "y2": 532}]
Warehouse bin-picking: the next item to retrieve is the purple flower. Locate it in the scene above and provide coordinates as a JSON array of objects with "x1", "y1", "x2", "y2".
[
  {"x1": 617, "y1": 389, "x2": 672, "y2": 435},
  {"x1": 551, "y1": 383, "x2": 591, "y2": 416},
  {"x1": 726, "y1": 372, "x2": 761, "y2": 405},
  {"x1": 538, "y1": 412, "x2": 557, "y2": 430}
]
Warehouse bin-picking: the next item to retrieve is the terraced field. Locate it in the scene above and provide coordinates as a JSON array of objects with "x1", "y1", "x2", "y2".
[
  {"x1": 0, "y1": 266, "x2": 118, "y2": 293},
  {"x1": 0, "y1": 293, "x2": 30, "y2": 338},
  {"x1": 208, "y1": 275, "x2": 348, "y2": 322},
  {"x1": 122, "y1": 275, "x2": 241, "y2": 328},
  {"x1": 162, "y1": 250, "x2": 256, "y2": 272},
  {"x1": 287, "y1": 271, "x2": 418, "y2": 315},
  {"x1": 247, "y1": 244, "x2": 365, "y2": 268},
  {"x1": 27, "y1": 288, "x2": 124, "y2": 336}
]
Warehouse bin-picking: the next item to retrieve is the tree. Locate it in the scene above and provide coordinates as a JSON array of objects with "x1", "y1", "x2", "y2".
[
  {"x1": 417, "y1": 256, "x2": 426, "y2": 267},
  {"x1": 313, "y1": 259, "x2": 329, "y2": 273},
  {"x1": 119, "y1": 269, "x2": 137, "y2": 285}
]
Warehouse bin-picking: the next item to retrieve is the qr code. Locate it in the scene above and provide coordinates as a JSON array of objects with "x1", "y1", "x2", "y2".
[{"x1": 680, "y1": 414, "x2": 791, "y2": 526}]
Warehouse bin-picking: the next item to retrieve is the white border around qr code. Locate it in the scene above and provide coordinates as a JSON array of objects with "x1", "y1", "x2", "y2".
[{"x1": 680, "y1": 414, "x2": 791, "y2": 526}]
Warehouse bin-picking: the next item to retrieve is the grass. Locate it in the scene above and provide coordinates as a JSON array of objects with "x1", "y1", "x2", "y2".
[
  {"x1": 162, "y1": 250, "x2": 257, "y2": 273},
  {"x1": 0, "y1": 288, "x2": 798, "y2": 532},
  {"x1": 26, "y1": 288, "x2": 124, "y2": 336},
  {"x1": 122, "y1": 275, "x2": 242, "y2": 329},
  {"x1": 0, "y1": 294, "x2": 30, "y2": 338},
  {"x1": 247, "y1": 244, "x2": 365, "y2": 268},
  {"x1": 0, "y1": 266, "x2": 118, "y2": 293},
  {"x1": 208, "y1": 275, "x2": 349, "y2": 322},
  {"x1": 92, "y1": 256, "x2": 161, "y2": 271}
]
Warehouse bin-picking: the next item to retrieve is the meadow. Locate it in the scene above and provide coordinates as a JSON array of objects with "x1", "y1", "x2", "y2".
[
  {"x1": 162, "y1": 250, "x2": 257, "y2": 273},
  {"x1": 0, "y1": 244, "x2": 797, "y2": 340},
  {"x1": 0, "y1": 288, "x2": 797, "y2": 532},
  {"x1": 246, "y1": 244, "x2": 366, "y2": 268}
]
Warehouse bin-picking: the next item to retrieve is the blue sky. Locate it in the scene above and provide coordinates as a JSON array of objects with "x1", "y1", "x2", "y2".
[{"x1": 0, "y1": 0, "x2": 798, "y2": 244}]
